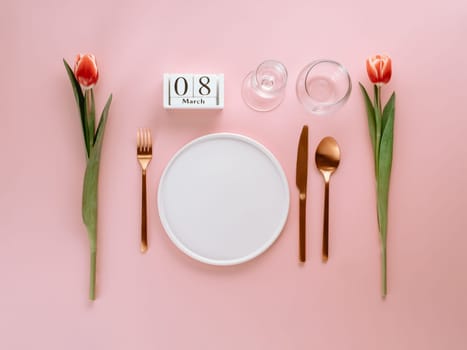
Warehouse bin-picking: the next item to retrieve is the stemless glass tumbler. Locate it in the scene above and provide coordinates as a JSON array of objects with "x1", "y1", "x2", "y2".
[
  {"x1": 242, "y1": 60, "x2": 288, "y2": 112},
  {"x1": 296, "y1": 60, "x2": 351, "y2": 115}
]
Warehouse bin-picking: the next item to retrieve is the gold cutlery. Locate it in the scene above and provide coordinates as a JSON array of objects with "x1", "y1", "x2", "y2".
[
  {"x1": 137, "y1": 128, "x2": 153, "y2": 253},
  {"x1": 296, "y1": 125, "x2": 309, "y2": 262},
  {"x1": 315, "y1": 137, "x2": 340, "y2": 262}
]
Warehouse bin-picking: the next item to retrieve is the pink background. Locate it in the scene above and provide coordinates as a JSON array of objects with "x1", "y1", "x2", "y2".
[{"x1": 1, "y1": 0, "x2": 466, "y2": 349}]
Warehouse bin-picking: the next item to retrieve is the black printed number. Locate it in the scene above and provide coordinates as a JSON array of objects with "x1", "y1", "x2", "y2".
[
  {"x1": 198, "y1": 76, "x2": 211, "y2": 96},
  {"x1": 174, "y1": 77, "x2": 188, "y2": 96}
]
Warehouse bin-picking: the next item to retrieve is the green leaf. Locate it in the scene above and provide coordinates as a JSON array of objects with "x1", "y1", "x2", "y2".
[
  {"x1": 82, "y1": 157, "x2": 98, "y2": 252},
  {"x1": 381, "y1": 92, "x2": 395, "y2": 135},
  {"x1": 359, "y1": 82, "x2": 376, "y2": 157},
  {"x1": 82, "y1": 94, "x2": 112, "y2": 242},
  {"x1": 81, "y1": 94, "x2": 112, "y2": 300},
  {"x1": 94, "y1": 94, "x2": 112, "y2": 146},
  {"x1": 63, "y1": 59, "x2": 90, "y2": 158},
  {"x1": 377, "y1": 93, "x2": 395, "y2": 243},
  {"x1": 82, "y1": 94, "x2": 112, "y2": 250}
]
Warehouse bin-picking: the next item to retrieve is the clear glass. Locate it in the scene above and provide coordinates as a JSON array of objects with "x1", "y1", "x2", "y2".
[
  {"x1": 242, "y1": 60, "x2": 288, "y2": 112},
  {"x1": 296, "y1": 60, "x2": 351, "y2": 115}
]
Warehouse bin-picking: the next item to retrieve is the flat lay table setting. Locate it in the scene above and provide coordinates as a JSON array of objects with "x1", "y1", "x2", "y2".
[{"x1": 1, "y1": 0, "x2": 467, "y2": 349}]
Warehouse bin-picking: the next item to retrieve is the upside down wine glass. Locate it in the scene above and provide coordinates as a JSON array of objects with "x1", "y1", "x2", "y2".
[
  {"x1": 242, "y1": 60, "x2": 288, "y2": 112},
  {"x1": 296, "y1": 59, "x2": 351, "y2": 115}
]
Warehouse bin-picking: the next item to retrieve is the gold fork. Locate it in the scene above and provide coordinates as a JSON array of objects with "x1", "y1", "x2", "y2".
[{"x1": 137, "y1": 128, "x2": 152, "y2": 253}]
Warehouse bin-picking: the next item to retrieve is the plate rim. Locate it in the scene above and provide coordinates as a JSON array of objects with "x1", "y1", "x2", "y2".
[{"x1": 157, "y1": 132, "x2": 290, "y2": 266}]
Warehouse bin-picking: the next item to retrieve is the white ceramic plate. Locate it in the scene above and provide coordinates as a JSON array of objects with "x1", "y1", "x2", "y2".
[{"x1": 158, "y1": 133, "x2": 289, "y2": 265}]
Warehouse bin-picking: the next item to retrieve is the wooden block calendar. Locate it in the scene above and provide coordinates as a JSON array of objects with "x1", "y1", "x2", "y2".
[{"x1": 163, "y1": 73, "x2": 224, "y2": 109}]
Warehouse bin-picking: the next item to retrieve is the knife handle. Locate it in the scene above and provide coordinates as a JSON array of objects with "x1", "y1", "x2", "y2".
[{"x1": 299, "y1": 194, "x2": 306, "y2": 262}]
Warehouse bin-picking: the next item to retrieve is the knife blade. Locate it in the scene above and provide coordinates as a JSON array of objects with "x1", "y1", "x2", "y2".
[{"x1": 296, "y1": 125, "x2": 309, "y2": 262}]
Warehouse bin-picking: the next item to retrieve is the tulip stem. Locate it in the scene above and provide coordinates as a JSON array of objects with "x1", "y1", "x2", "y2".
[
  {"x1": 84, "y1": 89, "x2": 96, "y2": 152},
  {"x1": 381, "y1": 241, "x2": 387, "y2": 298},
  {"x1": 374, "y1": 83, "x2": 387, "y2": 299},
  {"x1": 374, "y1": 85, "x2": 382, "y2": 178},
  {"x1": 89, "y1": 250, "x2": 96, "y2": 300},
  {"x1": 375, "y1": 84, "x2": 382, "y2": 113}
]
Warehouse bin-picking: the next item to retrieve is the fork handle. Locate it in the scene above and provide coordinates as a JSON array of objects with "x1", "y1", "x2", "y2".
[{"x1": 141, "y1": 169, "x2": 148, "y2": 253}]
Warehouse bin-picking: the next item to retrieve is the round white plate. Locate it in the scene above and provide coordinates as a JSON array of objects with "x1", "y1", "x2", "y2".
[{"x1": 158, "y1": 133, "x2": 290, "y2": 265}]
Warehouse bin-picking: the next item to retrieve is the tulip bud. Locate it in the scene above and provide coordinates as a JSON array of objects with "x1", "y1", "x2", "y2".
[
  {"x1": 366, "y1": 54, "x2": 392, "y2": 85},
  {"x1": 74, "y1": 54, "x2": 99, "y2": 89}
]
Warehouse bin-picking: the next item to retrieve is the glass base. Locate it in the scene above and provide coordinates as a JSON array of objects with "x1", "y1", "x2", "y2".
[{"x1": 241, "y1": 71, "x2": 285, "y2": 112}]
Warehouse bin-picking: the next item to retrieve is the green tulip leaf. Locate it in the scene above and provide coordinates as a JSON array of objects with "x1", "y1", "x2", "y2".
[
  {"x1": 359, "y1": 82, "x2": 376, "y2": 157},
  {"x1": 81, "y1": 94, "x2": 112, "y2": 300},
  {"x1": 377, "y1": 92, "x2": 395, "y2": 243},
  {"x1": 382, "y1": 92, "x2": 395, "y2": 136},
  {"x1": 63, "y1": 59, "x2": 90, "y2": 158},
  {"x1": 82, "y1": 94, "x2": 112, "y2": 248},
  {"x1": 94, "y1": 95, "x2": 112, "y2": 146}
]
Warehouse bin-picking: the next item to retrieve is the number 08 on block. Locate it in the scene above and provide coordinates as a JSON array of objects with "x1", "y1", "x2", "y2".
[{"x1": 163, "y1": 74, "x2": 224, "y2": 109}]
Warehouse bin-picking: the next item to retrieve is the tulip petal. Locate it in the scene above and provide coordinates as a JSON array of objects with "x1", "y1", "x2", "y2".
[
  {"x1": 381, "y1": 56, "x2": 392, "y2": 84},
  {"x1": 366, "y1": 57, "x2": 379, "y2": 83}
]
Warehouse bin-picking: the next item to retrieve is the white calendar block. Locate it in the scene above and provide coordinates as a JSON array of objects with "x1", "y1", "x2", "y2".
[{"x1": 163, "y1": 73, "x2": 224, "y2": 109}]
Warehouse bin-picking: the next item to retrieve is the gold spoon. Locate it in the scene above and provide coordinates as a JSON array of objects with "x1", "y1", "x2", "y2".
[{"x1": 315, "y1": 137, "x2": 341, "y2": 262}]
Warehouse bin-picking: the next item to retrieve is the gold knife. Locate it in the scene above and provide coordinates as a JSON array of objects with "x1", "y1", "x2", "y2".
[{"x1": 296, "y1": 125, "x2": 309, "y2": 262}]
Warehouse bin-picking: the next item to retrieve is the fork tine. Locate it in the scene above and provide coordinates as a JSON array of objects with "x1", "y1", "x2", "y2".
[
  {"x1": 137, "y1": 129, "x2": 141, "y2": 151},
  {"x1": 147, "y1": 129, "x2": 151, "y2": 152},
  {"x1": 146, "y1": 129, "x2": 151, "y2": 152},
  {"x1": 148, "y1": 129, "x2": 152, "y2": 152},
  {"x1": 145, "y1": 129, "x2": 149, "y2": 152},
  {"x1": 137, "y1": 129, "x2": 140, "y2": 150}
]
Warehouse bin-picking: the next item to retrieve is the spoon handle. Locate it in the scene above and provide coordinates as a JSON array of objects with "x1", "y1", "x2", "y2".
[{"x1": 322, "y1": 181, "x2": 329, "y2": 262}]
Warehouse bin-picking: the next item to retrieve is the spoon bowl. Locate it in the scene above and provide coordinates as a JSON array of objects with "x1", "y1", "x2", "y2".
[{"x1": 315, "y1": 137, "x2": 341, "y2": 262}]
